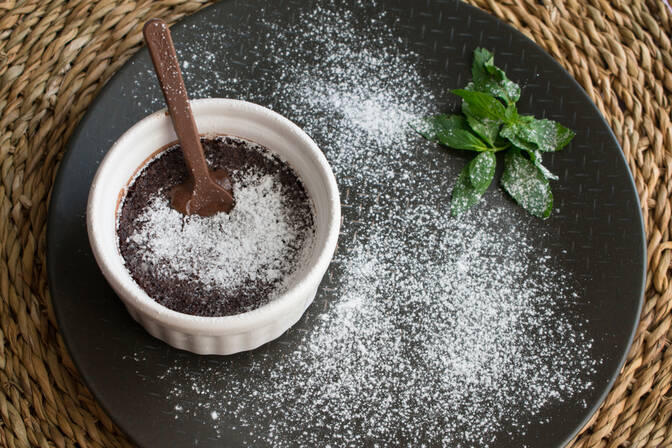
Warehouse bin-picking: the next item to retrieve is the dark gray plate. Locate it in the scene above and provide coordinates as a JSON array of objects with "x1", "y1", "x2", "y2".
[{"x1": 47, "y1": 1, "x2": 645, "y2": 447}]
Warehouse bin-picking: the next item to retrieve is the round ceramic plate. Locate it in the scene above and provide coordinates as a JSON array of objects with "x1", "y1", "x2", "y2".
[{"x1": 47, "y1": 1, "x2": 645, "y2": 447}]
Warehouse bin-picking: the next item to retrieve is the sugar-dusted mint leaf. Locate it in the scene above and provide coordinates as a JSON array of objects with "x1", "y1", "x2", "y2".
[
  {"x1": 501, "y1": 150, "x2": 553, "y2": 219},
  {"x1": 500, "y1": 120, "x2": 536, "y2": 152},
  {"x1": 468, "y1": 151, "x2": 496, "y2": 192},
  {"x1": 501, "y1": 114, "x2": 574, "y2": 155},
  {"x1": 451, "y1": 152, "x2": 496, "y2": 216},
  {"x1": 527, "y1": 149, "x2": 559, "y2": 180},
  {"x1": 468, "y1": 48, "x2": 521, "y2": 105},
  {"x1": 451, "y1": 164, "x2": 481, "y2": 216},
  {"x1": 414, "y1": 47, "x2": 574, "y2": 218},
  {"x1": 463, "y1": 103, "x2": 500, "y2": 146},
  {"x1": 411, "y1": 114, "x2": 490, "y2": 151},
  {"x1": 452, "y1": 89, "x2": 507, "y2": 122},
  {"x1": 515, "y1": 117, "x2": 575, "y2": 152},
  {"x1": 505, "y1": 104, "x2": 518, "y2": 122}
]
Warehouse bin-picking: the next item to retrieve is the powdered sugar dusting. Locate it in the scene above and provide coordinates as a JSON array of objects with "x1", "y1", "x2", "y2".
[
  {"x1": 270, "y1": 5, "x2": 439, "y2": 185},
  {"x1": 159, "y1": 204, "x2": 596, "y2": 447},
  {"x1": 125, "y1": 170, "x2": 309, "y2": 296},
  {"x1": 123, "y1": 2, "x2": 599, "y2": 446}
]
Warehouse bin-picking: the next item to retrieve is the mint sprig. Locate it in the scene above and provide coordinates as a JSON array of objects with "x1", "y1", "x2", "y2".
[{"x1": 412, "y1": 48, "x2": 575, "y2": 218}]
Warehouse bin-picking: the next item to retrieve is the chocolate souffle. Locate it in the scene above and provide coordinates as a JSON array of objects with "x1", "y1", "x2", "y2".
[{"x1": 117, "y1": 136, "x2": 315, "y2": 317}]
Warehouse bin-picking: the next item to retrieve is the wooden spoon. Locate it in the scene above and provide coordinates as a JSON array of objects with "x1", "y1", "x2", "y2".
[{"x1": 143, "y1": 18, "x2": 234, "y2": 216}]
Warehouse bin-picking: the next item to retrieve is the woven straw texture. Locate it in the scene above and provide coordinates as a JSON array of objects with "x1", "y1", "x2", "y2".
[{"x1": 0, "y1": 0, "x2": 670, "y2": 446}]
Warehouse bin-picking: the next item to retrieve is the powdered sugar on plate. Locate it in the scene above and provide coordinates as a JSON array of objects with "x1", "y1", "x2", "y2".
[
  {"x1": 268, "y1": 5, "x2": 441, "y2": 187},
  {"x1": 123, "y1": 1, "x2": 599, "y2": 446},
  {"x1": 158, "y1": 204, "x2": 596, "y2": 447}
]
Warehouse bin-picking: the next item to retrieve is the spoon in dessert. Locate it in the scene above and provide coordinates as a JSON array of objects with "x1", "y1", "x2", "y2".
[{"x1": 143, "y1": 18, "x2": 234, "y2": 216}]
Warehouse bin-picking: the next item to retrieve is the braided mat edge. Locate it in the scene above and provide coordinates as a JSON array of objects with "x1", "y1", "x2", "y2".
[{"x1": 0, "y1": 0, "x2": 670, "y2": 447}]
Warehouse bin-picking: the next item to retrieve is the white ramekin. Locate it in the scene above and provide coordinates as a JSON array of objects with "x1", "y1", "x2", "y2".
[{"x1": 87, "y1": 98, "x2": 340, "y2": 355}]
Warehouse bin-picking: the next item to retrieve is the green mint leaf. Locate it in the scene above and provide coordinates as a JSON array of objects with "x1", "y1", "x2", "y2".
[
  {"x1": 515, "y1": 117, "x2": 575, "y2": 152},
  {"x1": 416, "y1": 48, "x2": 574, "y2": 218},
  {"x1": 468, "y1": 151, "x2": 496, "y2": 192},
  {"x1": 451, "y1": 152, "x2": 496, "y2": 216},
  {"x1": 411, "y1": 114, "x2": 490, "y2": 151},
  {"x1": 463, "y1": 104, "x2": 500, "y2": 146},
  {"x1": 451, "y1": 168, "x2": 478, "y2": 216},
  {"x1": 472, "y1": 47, "x2": 492, "y2": 72},
  {"x1": 505, "y1": 104, "x2": 518, "y2": 122},
  {"x1": 527, "y1": 149, "x2": 559, "y2": 180},
  {"x1": 452, "y1": 89, "x2": 507, "y2": 121},
  {"x1": 469, "y1": 48, "x2": 521, "y2": 105},
  {"x1": 500, "y1": 115, "x2": 574, "y2": 156},
  {"x1": 500, "y1": 122, "x2": 537, "y2": 152},
  {"x1": 501, "y1": 150, "x2": 553, "y2": 219}
]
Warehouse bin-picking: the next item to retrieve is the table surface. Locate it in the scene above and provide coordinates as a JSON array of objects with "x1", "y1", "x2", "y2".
[{"x1": 0, "y1": 1, "x2": 670, "y2": 448}]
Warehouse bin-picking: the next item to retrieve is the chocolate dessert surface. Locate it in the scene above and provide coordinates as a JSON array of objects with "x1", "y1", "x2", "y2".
[{"x1": 117, "y1": 136, "x2": 315, "y2": 317}]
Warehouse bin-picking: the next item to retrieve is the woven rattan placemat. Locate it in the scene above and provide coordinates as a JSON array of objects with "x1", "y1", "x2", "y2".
[{"x1": 0, "y1": 0, "x2": 670, "y2": 447}]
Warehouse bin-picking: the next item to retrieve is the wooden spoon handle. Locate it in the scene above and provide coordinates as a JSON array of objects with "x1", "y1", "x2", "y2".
[{"x1": 143, "y1": 19, "x2": 210, "y2": 187}]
